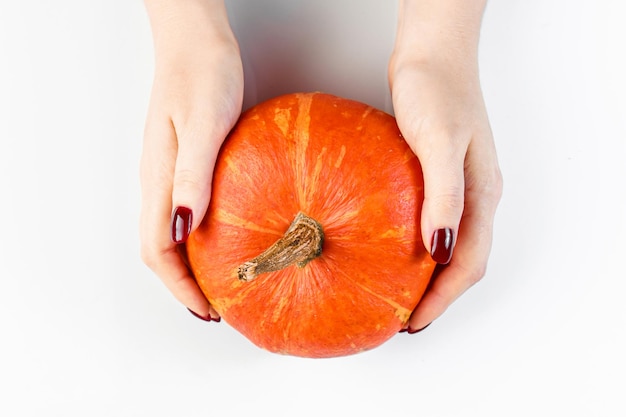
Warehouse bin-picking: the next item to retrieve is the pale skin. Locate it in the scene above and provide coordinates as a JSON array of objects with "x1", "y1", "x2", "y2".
[{"x1": 140, "y1": 0, "x2": 503, "y2": 332}]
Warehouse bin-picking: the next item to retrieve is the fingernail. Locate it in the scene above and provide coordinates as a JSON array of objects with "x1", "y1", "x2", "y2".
[
  {"x1": 399, "y1": 327, "x2": 408, "y2": 333},
  {"x1": 407, "y1": 323, "x2": 431, "y2": 334},
  {"x1": 171, "y1": 206, "x2": 192, "y2": 244},
  {"x1": 431, "y1": 228, "x2": 453, "y2": 264},
  {"x1": 187, "y1": 308, "x2": 220, "y2": 322}
]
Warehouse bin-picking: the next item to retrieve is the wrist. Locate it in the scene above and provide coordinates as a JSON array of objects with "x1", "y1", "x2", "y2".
[{"x1": 390, "y1": 0, "x2": 485, "y2": 75}]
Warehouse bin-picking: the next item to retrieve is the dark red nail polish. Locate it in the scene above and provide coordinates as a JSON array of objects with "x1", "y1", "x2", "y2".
[
  {"x1": 187, "y1": 308, "x2": 220, "y2": 322},
  {"x1": 188, "y1": 308, "x2": 210, "y2": 321},
  {"x1": 171, "y1": 206, "x2": 192, "y2": 244},
  {"x1": 431, "y1": 228, "x2": 453, "y2": 264},
  {"x1": 399, "y1": 327, "x2": 408, "y2": 333},
  {"x1": 407, "y1": 323, "x2": 431, "y2": 334}
]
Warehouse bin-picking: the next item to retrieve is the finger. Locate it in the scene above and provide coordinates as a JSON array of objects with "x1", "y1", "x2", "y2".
[
  {"x1": 140, "y1": 110, "x2": 216, "y2": 319},
  {"x1": 170, "y1": 120, "x2": 220, "y2": 241},
  {"x1": 408, "y1": 136, "x2": 502, "y2": 331},
  {"x1": 414, "y1": 131, "x2": 468, "y2": 264},
  {"x1": 150, "y1": 246, "x2": 218, "y2": 318},
  {"x1": 407, "y1": 209, "x2": 492, "y2": 331},
  {"x1": 170, "y1": 90, "x2": 242, "y2": 238}
]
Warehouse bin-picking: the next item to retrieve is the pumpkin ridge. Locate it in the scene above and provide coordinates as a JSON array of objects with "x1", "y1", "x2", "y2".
[
  {"x1": 294, "y1": 93, "x2": 314, "y2": 209},
  {"x1": 223, "y1": 155, "x2": 240, "y2": 176},
  {"x1": 356, "y1": 106, "x2": 375, "y2": 130},
  {"x1": 272, "y1": 107, "x2": 291, "y2": 137},
  {"x1": 334, "y1": 267, "x2": 414, "y2": 324},
  {"x1": 303, "y1": 146, "x2": 327, "y2": 209},
  {"x1": 316, "y1": 209, "x2": 360, "y2": 234},
  {"x1": 269, "y1": 277, "x2": 297, "y2": 324},
  {"x1": 334, "y1": 144, "x2": 347, "y2": 168},
  {"x1": 208, "y1": 279, "x2": 258, "y2": 314},
  {"x1": 214, "y1": 208, "x2": 283, "y2": 236}
]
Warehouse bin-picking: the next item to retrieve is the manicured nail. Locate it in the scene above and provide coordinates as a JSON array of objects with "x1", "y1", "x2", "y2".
[
  {"x1": 187, "y1": 308, "x2": 220, "y2": 323},
  {"x1": 171, "y1": 206, "x2": 192, "y2": 244},
  {"x1": 431, "y1": 228, "x2": 453, "y2": 264},
  {"x1": 399, "y1": 327, "x2": 408, "y2": 333},
  {"x1": 407, "y1": 323, "x2": 431, "y2": 334}
]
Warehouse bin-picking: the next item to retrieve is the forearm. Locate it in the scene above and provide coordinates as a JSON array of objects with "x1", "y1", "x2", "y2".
[
  {"x1": 144, "y1": 0, "x2": 237, "y2": 61},
  {"x1": 392, "y1": 0, "x2": 486, "y2": 68}
]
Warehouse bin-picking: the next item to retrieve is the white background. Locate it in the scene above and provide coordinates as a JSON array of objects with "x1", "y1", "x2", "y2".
[{"x1": 1, "y1": 1, "x2": 625, "y2": 416}]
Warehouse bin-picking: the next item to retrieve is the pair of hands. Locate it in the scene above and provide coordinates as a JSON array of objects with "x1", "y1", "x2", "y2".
[{"x1": 140, "y1": 0, "x2": 502, "y2": 333}]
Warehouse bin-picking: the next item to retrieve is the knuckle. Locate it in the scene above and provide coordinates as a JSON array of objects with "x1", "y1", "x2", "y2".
[
  {"x1": 399, "y1": 113, "x2": 466, "y2": 155},
  {"x1": 467, "y1": 165, "x2": 503, "y2": 202},
  {"x1": 453, "y1": 260, "x2": 488, "y2": 287},
  {"x1": 174, "y1": 168, "x2": 205, "y2": 194},
  {"x1": 466, "y1": 265, "x2": 487, "y2": 286},
  {"x1": 427, "y1": 186, "x2": 465, "y2": 212},
  {"x1": 140, "y1": 243, "x2": 159, "y2": 270},
  {"x1": 140, "y1": 237, "x2": 167, "y2": 271}
]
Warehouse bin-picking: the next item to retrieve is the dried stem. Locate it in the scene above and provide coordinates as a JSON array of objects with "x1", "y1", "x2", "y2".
[{"x1": 237, "y1": 212, "x2": 324, "y2": 282}]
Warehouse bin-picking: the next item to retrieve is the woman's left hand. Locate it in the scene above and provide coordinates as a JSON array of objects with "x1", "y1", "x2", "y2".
[{"x1": 389, "y1": 1, "x2": 503, "y2": 331}]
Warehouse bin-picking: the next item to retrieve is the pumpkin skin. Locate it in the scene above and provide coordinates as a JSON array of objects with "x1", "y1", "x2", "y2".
[{"x1": 186, "y1": 92, "x2": 436, "y2": 358}]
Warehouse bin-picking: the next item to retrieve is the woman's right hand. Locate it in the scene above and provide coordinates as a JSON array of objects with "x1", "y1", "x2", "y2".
[{"x1": 140, "y1": 0, "x2": 243, "y2": 321}]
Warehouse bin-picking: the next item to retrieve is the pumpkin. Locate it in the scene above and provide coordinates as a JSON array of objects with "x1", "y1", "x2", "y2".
[{"x1": 186, "y1": 92, "x2": 436, "y2": 358}]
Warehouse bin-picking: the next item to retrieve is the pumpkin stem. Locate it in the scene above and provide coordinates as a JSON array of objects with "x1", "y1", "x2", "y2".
[{"x1": 237, "y1": 212, "x2": 324, "y2": 282}]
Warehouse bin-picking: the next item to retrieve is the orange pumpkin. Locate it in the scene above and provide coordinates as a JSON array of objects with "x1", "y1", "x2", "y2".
[{"x1": 186, "y1": 92, "x2": 435, "y2": 358}]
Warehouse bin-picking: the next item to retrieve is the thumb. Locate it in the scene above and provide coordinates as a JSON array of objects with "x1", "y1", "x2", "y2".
[
  {"x1": 418, "y1": 145, "x2": 466, "y2": 265},
  {"x1": 170, "y1": 118, "x2": 229, "y2": 244}
]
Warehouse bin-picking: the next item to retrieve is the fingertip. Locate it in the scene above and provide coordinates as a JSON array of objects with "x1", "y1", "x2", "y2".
[
  {"x1": 407, "y1": 322, "x2": 431, "y2": 334},
  {"x1": 419, "y1": 195, "x2": 462, "y2": 259},
  {"x1": 188, "y1": 307, "x2": 211, "y2": 322},
  {"x1": 171, "y1": 206, "x2": 193, "y2": 244},
  {"x1": 407, "y1": 304, "x2": 438, "y2": 333},
  {"x1": 188, "y1": 307, "x2": 221, "y2": 323},
  {"x1": 147, "y1": 246, "x2": 215, "y2": 323},
  {"x1": 430, "y1": 227, "x2": 454, "y2": 264},
  {"x1": 208, "y1": 305, "x2": 221, "y2": 322}
]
